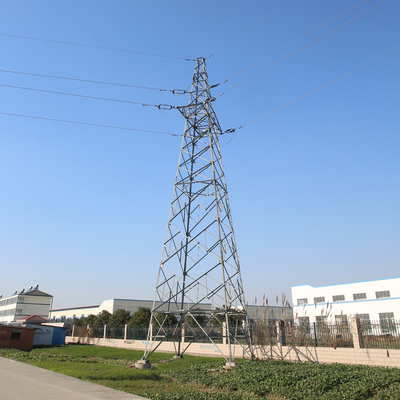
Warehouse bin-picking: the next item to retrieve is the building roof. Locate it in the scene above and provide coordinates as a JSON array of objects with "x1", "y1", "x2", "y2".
[
  {"x1": 291, "y1": 276, "x2": 400, "y2": 289},
  {"x1": 0, "y1": 324, "x2": 37, "y2": 331},
  {"x1": 24, "y1": 289, "x2": 53, "y2": 297},
  {"x1": 51, "y1": 305, "x2": 100, "y2": 312},
  {"x1": 17, "y1": 315, "x2": 49, "y2": 324}
]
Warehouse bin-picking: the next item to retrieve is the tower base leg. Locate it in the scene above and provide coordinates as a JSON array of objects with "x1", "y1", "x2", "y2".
[
  {"x1": 135, "y1": 359, "x2": 151, "y2": 369},
  {"x1": 224, "y1": 361, "x2": 237, "y2": 369}
]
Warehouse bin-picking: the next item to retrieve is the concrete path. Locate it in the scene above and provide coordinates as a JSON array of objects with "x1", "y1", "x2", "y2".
[{"x1": 0, "y1": 356, "x2": 148, "y2": 399}]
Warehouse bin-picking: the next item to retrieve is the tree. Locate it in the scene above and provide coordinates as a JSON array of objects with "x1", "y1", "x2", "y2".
[
  {"x1": 155, "y1": 312, "x2": 178, "y2": 326},
  {"x1": 71, "y1": 317, "x2": 84, "y2": 327},
  {"x1": 210, "y1": 306, "x2": 245, "y2": 327},
  {"x1": 129, "y1": 307, "x2": 151, "y2": 326},
  {"x1": 185, "y1": 310, "x2": 208, "y2": 327},
  {"x1": 108, "y1": 309, "x2": 132, "y2": 326},
  {"x1": 85, "y1": 314, "x2": 98, "y2": 326},
  {"x1": 95, "y1": 310, "x2": 111, "y2": 326}
]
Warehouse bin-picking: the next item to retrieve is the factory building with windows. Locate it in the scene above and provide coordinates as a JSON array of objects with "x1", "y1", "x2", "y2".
[
  {"x1": 291, "y1": 276, "x2": 400, "y2": 327},
  {"x1": 50, "y1": 298, "x2": 293, "y2": 324},
  {"x1": 49, "y1": 298, "x2": 214, "y2": 323},
  {"x1": 0, "y1": 286, "x2": 53, "y2": 323}
]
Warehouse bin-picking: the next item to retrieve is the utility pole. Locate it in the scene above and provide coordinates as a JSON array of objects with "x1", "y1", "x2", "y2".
[{"x1": 136, "y1": 57, "x2": 252, "y2": 369}]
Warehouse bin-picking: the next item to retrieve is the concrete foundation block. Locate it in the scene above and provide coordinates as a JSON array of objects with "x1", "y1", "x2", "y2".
[
  {"x1": 135, "y1": 359, "x2": 151, "y2": 369},
  {"x1": 224, "y1": 361, "x2": 237, "y2": 369}
]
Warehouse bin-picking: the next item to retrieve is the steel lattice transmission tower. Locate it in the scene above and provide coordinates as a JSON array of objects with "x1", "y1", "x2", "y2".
[{"x1": 139, "y1": 57, "x2": 252, "y2": 367}]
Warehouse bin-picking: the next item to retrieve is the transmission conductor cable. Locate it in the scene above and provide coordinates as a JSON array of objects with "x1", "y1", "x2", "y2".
[
  {"x1": 216, "y1": 0, "x2": 387, "y2": 97},
  {"x1": 0, "y1": 32, "x2": 196, "y2": 61},
  {"x1": 0, "y1": 111, "x2": 182, "y2": 137},
  {"x1": 223, "y1": 49, "x2": 400, "y2": 133},
  {"x1": 207, "y1": 0, "x2": 293, "y2": 59},
  {"x1": 0, "y1": 83, "x2": 177, "y2": 110},
  {"x1": 211, "y1": 0, "x2": 369, "y2": 88},
  {"x1": 0, "y1": 68, "x2": 187, "y2": 94}
]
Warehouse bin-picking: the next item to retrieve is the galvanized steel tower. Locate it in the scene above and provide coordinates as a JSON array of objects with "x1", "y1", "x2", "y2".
[{"x1": 139, "y1": 58, "x2": 251, "y2": 367}]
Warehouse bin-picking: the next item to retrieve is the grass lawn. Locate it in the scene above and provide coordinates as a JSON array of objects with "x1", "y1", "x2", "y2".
[{"x1": 1, "y1": 345, "x2": 400, "y2": 399}]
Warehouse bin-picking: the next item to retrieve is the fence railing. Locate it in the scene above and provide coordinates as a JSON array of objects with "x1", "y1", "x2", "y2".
[
  {"x1": 359, "y1": 320, "x2": 400, "y2": 349},
  {"x1": 126, "y1": 325, "x2": 148, "y2": 340},
  {"x1": 251, "y1": 321, "x2": 277, "y2": 346},
  {"x1": 69, "y1": 319, "x2": 400, "y2": 350},
  {"x1": 250, "y1": 321, "x2": 353, "y2": 348},
  {"x1": 184, "y1": 323, "x2": 224, "y2": 344}
]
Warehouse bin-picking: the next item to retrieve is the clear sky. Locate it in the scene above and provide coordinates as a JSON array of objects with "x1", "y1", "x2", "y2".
[{"x1": 0, "y1": 0, "x2": 399, "y2": 310}]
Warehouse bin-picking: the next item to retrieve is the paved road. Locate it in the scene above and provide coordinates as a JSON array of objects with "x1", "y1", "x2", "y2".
[{"x1": 0, "y1": 356, "x2": 148, "y2": 399}]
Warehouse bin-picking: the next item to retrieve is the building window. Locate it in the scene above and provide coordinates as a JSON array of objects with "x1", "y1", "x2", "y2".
[
  {"x1": 297, "y1": 298, "x2": 308, "y2": 305},
  {"x1": 357, "y1": 313, "x2": 370, "y2": 323},
  {"x1": 61, "y1": 316, "x2": 66, "y2": 322},
  {"x1": 298, "y1": 316, "x2": 310, "y2": 326},
  {"x1": 379, "y1": 312, "x2": 395, "y2": 333},
  {"x1": 15, "y1": 309, "x2": 23, "y2": 316},
  {"x1": 298, "y1": 316, "x2": 310, "y2": 333},
  {"x1": 10, "y1": 332, "x2": 21, "y2": 340},
  {"x1": 316, "y1": 316, "x2": 327, "y2": 327},
  {"x1": 335, "y1": 314, "x2": 348, "y2": 325},
  {"x1": 353, "y1": 293, "x2": 367, "y2": 301},
  {"x1": 333, "y1": 295, "x2": 345, "y2": 302},
  {"x1": 356, "y1": 313, "x2": 371, "y2": 333},
  {"x1": 314, "y1": 297, "x2": 325, "y2": 304},
  {"x1": 376, "y1": 291, "x2": 390, "y2": 299}
]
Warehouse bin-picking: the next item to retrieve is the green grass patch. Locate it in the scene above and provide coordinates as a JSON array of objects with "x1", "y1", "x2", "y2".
[{"x1": 2, "y1": 345, "x2": 400, "y2": 399}]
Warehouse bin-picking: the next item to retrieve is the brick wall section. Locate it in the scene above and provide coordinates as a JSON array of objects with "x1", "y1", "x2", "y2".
[{"x1": 0, "y1": 326, "x2": 36, "y2": 351}]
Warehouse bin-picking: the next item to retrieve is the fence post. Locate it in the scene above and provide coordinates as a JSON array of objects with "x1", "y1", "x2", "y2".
[
  {"x1": 313, "y1": 322, "x2": 317, "y2": 347},
  {"x1": 276, "y1": 320, "x2": 286, "y2": 346},
  {"x1": 350, "y1": 317, "x2": 363, "y2": 349},
  {"x1": 124, "y1": 324, "x2": 128, "y2": 340},
  {"x1": 103, "y1": 324, "x2": 107, "y2": 339},
  {"x1": 71, "y1": 325, "x2": 75, "y2": 338},
  {"x1": 181, "y1": 322, "x2": 185, "y2": 343},
  {"x1": 222, "y1": 322, "x2": 227, "y2": 344}
]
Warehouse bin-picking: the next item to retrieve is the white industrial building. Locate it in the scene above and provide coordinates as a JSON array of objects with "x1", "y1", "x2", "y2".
[
  {"x1": 291, "y1": 276, "x2": 400, "y2": 326},
  {"x1": 50, "y1": 298, "x2": 213, "y2": 323},
  {"x1": 50, "y1": 298, "x2": 293, "y2": 324},
  {"x1": 0, "y1": 286, "x2": 53, "y2": 323}
]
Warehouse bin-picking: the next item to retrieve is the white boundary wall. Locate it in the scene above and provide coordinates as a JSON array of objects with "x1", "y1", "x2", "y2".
[
  {"x1": 65, "y1": 336, "x2": 400, "y2": 368},
  {"x1": 65, "y1": 318, "x2": 400, "y2": 369}
]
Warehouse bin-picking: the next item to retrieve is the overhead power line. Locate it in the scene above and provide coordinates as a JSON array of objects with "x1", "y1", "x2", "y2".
[
  {"x1": 0, "y1": 111, "x2": 181, "y2": 136},
  {"x1": 217, "y1": 0, "x2": 387, "y2": 97},
  {"x1": 0, "y1": 68, "x2": 187, "y2": 95},
  {"x1": 0, "y1": 83, "x2": 177, "y2": 110},
  {"x1": 223, "y1": 48, "x2": 400, "y2": 134},
  {"x1": 207, "y1": 0, "x2": 293, "y2": 59},
  {"x1": 0, "y1": 32, "x2": 196, "y2": 61},
  {"x1": 211, "y1": 0, "x2": 370, "y2": 89}
]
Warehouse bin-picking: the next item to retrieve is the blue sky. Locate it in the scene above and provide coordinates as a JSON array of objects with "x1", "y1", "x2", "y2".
[{"x1": 0, "y1": 0, "x2": 399, "y2": 309}]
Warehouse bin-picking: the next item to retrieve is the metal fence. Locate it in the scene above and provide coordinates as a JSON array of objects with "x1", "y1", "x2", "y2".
[
  {"x1": 310, "y1": 323, "x2": 353, "y2": 348},
  {"x1": 251, "y1": 321, "x2": 278, "y2": 346},
  {"x1": 360, "y1": 320, "x2": 400, "y2": 349},
  {"x1": 126, "y1": 325, "x2": 148, "y2": 340},
  {"x1": 185, "y1": 323, "x2": 224, "y2": 344},
  {"x1": 70, "y1": 320, "x2": 400, "y2": 350},
  {"x1": 251, "y1": 321, "x2": 353, "y2": 348},
  {"x1": 105, "y1": 325, "x2": 125, "y2": 339}
]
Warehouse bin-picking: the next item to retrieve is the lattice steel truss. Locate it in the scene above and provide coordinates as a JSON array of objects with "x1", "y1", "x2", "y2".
[{"x1": 143, "y1": 58, "x2": 252, "y2": 363}]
